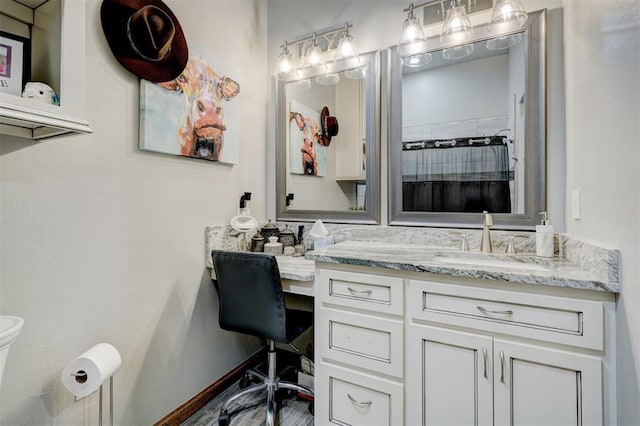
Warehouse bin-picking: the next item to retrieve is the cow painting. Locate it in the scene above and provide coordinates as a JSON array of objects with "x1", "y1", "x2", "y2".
[{"x1": 157, "y1": 52, "x2": 240, "y2": 161}]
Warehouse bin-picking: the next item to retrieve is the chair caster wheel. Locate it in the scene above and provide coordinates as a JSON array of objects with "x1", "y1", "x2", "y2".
[
  {"x1": 308, "y1": 401, "x2": 314, "y2": 415},
  {"x1": 218, "y1": 410, "x2": 230, "y2": 426},
  {"x1": 239, "y1": 374, "x2": 252, "y2": 389}
]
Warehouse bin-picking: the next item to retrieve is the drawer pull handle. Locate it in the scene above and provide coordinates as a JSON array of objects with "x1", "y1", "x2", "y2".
[
  {"x1": 483, "y1": 347, "x2": 488, "y2": 378},
  {"x1": 500, "y1": 351, "x2": 506, "y2": 383},
  {"x1": 477, "y1": 306, "x2": 514, "y2": 316},
  {"x1": 347, "y1": 287, "x2": 373, "y2": 296},
  {"x1": 347, "y1": 393, "x2": 373, "y2": 406}
]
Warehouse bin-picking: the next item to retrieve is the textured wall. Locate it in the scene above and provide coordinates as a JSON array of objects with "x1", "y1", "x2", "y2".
[
  {"x1": 563, "y1": 1, "x2": 640, "y2": 424},
  {"x1": 0, "y1": 0, "x2": 267, "y2": 424}
]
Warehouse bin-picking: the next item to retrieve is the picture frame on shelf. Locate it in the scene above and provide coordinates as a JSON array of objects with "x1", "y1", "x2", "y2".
[{"x1": 0, "y1": 31, "x2": 31, "y2": 97}]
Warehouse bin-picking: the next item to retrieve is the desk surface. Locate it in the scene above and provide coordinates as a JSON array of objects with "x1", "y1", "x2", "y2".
[{"x1": 275, "y1": 255, "x2": 315, "y2": 282}]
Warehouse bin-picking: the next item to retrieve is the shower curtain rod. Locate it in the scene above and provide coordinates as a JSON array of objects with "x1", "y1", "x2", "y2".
[{"x1": 402, "y1": 136, "x2": 510, "y2": 150}]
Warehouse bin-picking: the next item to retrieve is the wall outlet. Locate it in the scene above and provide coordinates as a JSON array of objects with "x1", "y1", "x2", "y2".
[{"x1": 572, "y1": 188, "x2": 582, "y2": 220}]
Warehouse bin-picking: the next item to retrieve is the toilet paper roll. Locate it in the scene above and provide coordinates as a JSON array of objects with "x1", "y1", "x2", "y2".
[{"x1": 61, "y1": 343, "x2": 121, "y2": 399}]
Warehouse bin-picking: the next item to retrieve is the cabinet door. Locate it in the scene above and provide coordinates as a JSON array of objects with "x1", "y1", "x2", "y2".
[
  {"x1": 406, "y1": 324, "x2": 493, "y2": 426},
  {"x1": 494, "y1": 339, "x2": 603, "y2": 426}
]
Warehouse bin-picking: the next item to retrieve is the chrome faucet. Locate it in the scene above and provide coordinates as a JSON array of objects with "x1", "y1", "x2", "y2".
[{"x1": 480, "y1": 211, "x2": 493, "y2": 253}]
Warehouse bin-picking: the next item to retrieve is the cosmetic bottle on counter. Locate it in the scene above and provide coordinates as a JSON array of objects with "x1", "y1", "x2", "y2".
[
  {"x1": 264, "y1": 236, "x2": 283, "y2": 256},
  {"x1": 536, "y1": 211, "x2": 554, "y2": 258}
]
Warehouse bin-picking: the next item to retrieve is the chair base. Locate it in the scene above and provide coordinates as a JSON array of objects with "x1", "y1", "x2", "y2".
[{"x1": 218, "y1": 341, "x2": 314, "y2": 426}]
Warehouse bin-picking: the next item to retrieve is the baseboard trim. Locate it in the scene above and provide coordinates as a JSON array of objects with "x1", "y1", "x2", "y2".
[{"x1": 154, "y1": 348, "x2": 266, "y2": 426}]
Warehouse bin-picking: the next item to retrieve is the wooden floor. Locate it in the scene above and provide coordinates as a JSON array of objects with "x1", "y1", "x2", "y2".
[{"x1": 181, "y1": 378, "x2": 314, "y2": 426}]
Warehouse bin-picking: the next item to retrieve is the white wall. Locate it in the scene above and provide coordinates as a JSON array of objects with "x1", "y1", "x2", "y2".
[
  {"x1": 0, "y1": 0, "x2": 267, "y2": 424},
  {"x1": 402, "y1": 55, "x2": 509, "y2": 126},
  {"x1": 563, "y1": 1, "x2": 640, "y2": 424}
]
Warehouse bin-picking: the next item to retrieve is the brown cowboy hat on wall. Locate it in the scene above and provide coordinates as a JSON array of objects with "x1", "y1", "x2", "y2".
[
  {"x1": 320, "y1": 106, "x2": 339, "y2": 147},
  {"x1": 100, "y1": 0, "x2": 188, "y2": 83}
]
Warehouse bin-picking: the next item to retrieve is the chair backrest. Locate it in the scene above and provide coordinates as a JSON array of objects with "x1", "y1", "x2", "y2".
[{"x1": 211, "y1": 250, "x2": 289, "y2": 343}]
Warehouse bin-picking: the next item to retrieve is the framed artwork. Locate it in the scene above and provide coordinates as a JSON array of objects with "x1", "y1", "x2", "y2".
[
  {"x1": 289, "y1": 100, "x2": 327, "y2": 176},
  {"x1": 139, "y1": 48, "x2": 240, "y2": 163},
  {"x1": 0, "y1": 31, "x2": 31, "y2": 97}
]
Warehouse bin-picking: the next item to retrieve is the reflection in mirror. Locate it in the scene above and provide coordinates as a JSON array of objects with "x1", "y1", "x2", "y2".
[
  {"x1": 390, "y1": 10, "x2": 546, "y2": 230},
  {"x1": 402, "y1": 37, "x2": 524, "y2": 214},
  {"x1": 276, "y1": 50, "x2": 380, "y2": 224}
]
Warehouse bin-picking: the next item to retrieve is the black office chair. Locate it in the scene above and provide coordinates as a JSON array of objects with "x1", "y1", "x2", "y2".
[{"x1": 211, "y1": 250, "x2": 314, "y2": 426}]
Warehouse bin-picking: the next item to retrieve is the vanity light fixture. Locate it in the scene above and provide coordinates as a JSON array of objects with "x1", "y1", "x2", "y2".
[
  {"x1": 275, "y1": 42, "x2": 294, "y2": 81},
  {"x1": 488, "y1": 0, "x2": 528, "y2": 34},
  {"x1": 301, "y1": 33, "x2": 325, "y2": 71},
  {"x1": 275, "y1": 23, "x2": 360, "y2": 87},
  {"x1": 399, "y1": 0, "x2": 529, "y2": 60},
  {"x1": 399, "y1": 3, "x2": 429, "y2": 60},
  {"x1": 440, "y1": 1, "x2": 474, "y2": 60},
  {"x1": 486, "y1": 0, "x2": 528, "y2": 49}
]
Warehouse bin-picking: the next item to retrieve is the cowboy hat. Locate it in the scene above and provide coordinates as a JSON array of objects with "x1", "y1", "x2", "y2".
[
  {"x1": 320, "y1": 106, "x2": 339, "y2": 146},
  {"x1": 100, "y1": 0, "x2": 188, "y2": 82}
]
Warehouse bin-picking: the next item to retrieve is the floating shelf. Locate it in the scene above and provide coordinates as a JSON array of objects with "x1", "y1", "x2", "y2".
[{"x1": 0, "y1": 95, "x2": 92, "y2": 141}]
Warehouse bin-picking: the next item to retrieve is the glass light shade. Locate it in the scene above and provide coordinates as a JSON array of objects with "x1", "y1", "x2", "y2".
[
  {"x1": 275, "y1": 49, "x2": 294, "y2": 80},
  {"x1": 334, "y1": 33, "x2": 360, "y2": 66},
  {"x1": 302, "y1": 42, "x2": 325, "y2": 70},
  {"x1": 398, "y1": 14, "x2": 428, "y2": 57},
  {"x1": 290, "y1": 79, "x2": 311, "y2": 91},
  {"x1": 440, "y1": 5, "x2": 473, "y2": 46},
  {"x1": 488, "y1": 0, "x2": 528, "y2": 34},
  {"x1": 345, "y1": 67, "x2": 366, "y2": 80},
  {"x1": 316, "y1": 73, "x2": 340, "y2": 85},
  {"x1": 403, "y1": 52, "x2": 432, "y2": 68},
  {"x1": 486, "y1": 33, "x2": 523, "y2": 50},
  {"x1": 442, "y1": 43, "x2": 475, "y2": 60}
]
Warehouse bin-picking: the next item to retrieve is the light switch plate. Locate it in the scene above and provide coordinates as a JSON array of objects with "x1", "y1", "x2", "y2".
[{"x1": 572, "y1": 188, "x2": 582, "y2": 220}]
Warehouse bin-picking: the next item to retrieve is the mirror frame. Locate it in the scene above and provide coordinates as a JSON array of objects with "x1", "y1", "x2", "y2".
[
  {"x1": 389, "y1": 9, "x2": 546, "y2": 230},
  {"x1": 276, "y1": 50, "x2": 381, "y2": 224}
]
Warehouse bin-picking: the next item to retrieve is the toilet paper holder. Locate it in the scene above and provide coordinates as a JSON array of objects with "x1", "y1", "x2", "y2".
[{"x1": 68, "y1": 371, "x2": 114, "y2": 426}]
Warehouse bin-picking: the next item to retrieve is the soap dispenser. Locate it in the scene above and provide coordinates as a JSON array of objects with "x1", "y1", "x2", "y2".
[{"x1": 536, "y1": 211, "x2": 554, "y2": 258}]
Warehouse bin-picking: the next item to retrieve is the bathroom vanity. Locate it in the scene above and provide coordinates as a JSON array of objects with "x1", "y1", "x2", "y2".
[{"x1": 307, "y1": 241, "x2": 618, "y2": 426}]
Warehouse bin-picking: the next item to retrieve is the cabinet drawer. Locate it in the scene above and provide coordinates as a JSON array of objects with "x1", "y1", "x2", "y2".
[
  {"x1": 408, "y1": 280, "x2": 604, "y2": 351},
  {"x1": 317, "y1": 363, "x2": 403, "y2": 426},
  {"x1": 316, "y1": 268, "x2": 404, "y2": 316},
  {"x1": 318, "y1": 307, "x2": 403, "y2": 378}
]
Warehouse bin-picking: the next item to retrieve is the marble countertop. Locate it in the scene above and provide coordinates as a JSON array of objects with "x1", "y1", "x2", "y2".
[
  {"x1": 305, "y1": 241, "x2": 619, "y2": 293},
  {"x1": 274, "y1": 255, "x2": 315, "y2": 282}
]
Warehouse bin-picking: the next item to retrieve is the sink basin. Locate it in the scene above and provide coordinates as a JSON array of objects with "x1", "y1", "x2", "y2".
[
  {"x1": 432, "y1": 256, "x2": 549, "y2": 272},
  {"x1": 0, "y1": 315, "x2": 24, "y2": 387}
]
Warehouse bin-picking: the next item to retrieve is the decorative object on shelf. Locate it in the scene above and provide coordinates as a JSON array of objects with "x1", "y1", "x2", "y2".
[
  {"x1": 279, "y1": 225, "x2": 296, "y2": 248},
  {"x1": 289, "y1": 101, "x2": 327, "y2": 176},
  {"x1": 275, "y1": 22, "x2": 363, "y2": 84},
  {"x1": 140, "y1": 49, "x2": 240, "y2": 163},
  {"x1": 320, "y1": 106, "x2": 339, "y2": 146},
  {"x1": 100, "y1": 0, "x2": 188, "y2": 83},
  {"x1": 22, "y1": 82, "x2": 59, "y2": 105},
  {"x1": 260, "y1": 220, "x2": 280, "y2": 241},
  {"x1": 230, "y1": 214, "x2": 258, "y2": 252},
  {"x1": 0, "y1": 31, "x2": 31, "y2": 97},
  {"x1": 398, "y1": 0, "x2": 528, "y2": 61},
  {"x1": 250, "y1": 232, "x2": 265, "y2": 252},
  {"x1": 264, "y1": 236, "x2": 283, "y2": 256}
]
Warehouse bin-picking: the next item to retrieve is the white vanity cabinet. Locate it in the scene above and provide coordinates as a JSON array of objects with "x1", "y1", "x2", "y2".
[
  {"x1": 314, "y1": 266, "x2": 405, "y2": 426},
  {"x1": 406, "y1": 279, "x2": 614, "y2": 426},
  {"x1": 313, "y1": 263, "x2": 617, "y2": 426}
]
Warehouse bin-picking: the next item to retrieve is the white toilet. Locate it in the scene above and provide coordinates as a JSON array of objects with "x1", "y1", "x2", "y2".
[{"x1": 0, "y1": 315, "x2": 24, "y2": 386}]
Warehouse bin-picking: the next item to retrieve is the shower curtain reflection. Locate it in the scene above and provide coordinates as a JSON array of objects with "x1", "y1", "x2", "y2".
[{"x1": 402, "y1": 139, "x2": 512, "y2": 213}]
